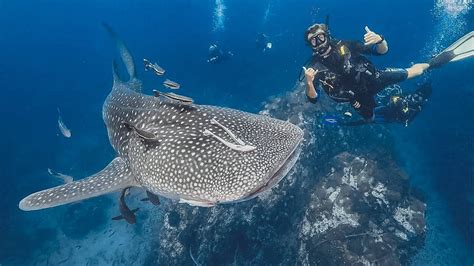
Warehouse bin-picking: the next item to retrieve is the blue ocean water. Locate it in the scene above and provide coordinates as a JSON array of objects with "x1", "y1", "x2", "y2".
[{"x1": 0, "y1": 0, "x2": 472, "y2": 264}]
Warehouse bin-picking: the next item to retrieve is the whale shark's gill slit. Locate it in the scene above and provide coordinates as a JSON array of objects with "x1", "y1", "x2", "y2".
[
  {"x1": 210, "y1": 118, "x2": 245, "y2": 145},
  {"x1": 203, "y1": 129, "x2": 256, "y2": 153},
  {"x1": 19, "y1": 157, "x2": 137, "y2": 211}
]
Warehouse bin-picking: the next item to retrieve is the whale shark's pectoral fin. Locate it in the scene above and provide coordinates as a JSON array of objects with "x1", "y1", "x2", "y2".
[{"x1": 19, "y1": 157, "x2": 137, "y2": 211}]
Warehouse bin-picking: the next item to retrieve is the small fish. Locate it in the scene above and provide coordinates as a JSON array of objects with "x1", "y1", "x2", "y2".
[
  {"x1": 47, "y1": 168, "x2": 74, "y2": 184},
  {"x1": 122, "y1": 122, "x2": 159, "y2": 141},
  {"x1": 162, "y1": 92, "x2": 193, "y2": 105},
  {"x1": 163, "y1": 79, "x2": 180, "y2": 90},
  {"x1": 153, "y1": 90, "x2": 193, "y2": 105},
  {"x1": 112, "y1": 187, "x2": 139, "y2": 224},
  {"x1": 344, "y1": 112, "x2": 353, "y2": 117},
  {"x1": 143, "y1": 58, "x2": 165, "y2": 76},
  {"x1": 57, "y1": 108, "x2": 71, "y2": 138},
  {"x1": 140, "y1": 190, "x2": 161, "y2": 206}
]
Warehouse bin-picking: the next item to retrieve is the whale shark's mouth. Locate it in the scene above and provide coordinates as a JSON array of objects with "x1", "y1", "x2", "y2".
[
  {"x1": 176, "y1": 141, "x2": 302, "y2": 207},
  {"x1": 241, "y1": 140, "x2": 302, "y2": 201}
]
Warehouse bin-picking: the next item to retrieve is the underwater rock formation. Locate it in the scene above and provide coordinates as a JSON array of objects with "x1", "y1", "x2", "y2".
[
  {"x1": 146, "y1": 84, "x2": 426, "y2": 265},
  {"x1": 299, "y1": 152, "x2": 425, "y2": 265}
]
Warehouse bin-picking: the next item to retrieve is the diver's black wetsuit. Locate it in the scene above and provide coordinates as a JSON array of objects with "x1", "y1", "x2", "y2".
[{"x1": 308, "y1": 39, "x2": 408, "y2": 119}]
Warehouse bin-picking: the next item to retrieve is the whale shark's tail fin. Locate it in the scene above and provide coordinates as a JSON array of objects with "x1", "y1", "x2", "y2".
[
  {"x1": 102, "y1": 22, "x2": 141, "y2": 92},
  {"x1": 19, "y1": 158, "x2": 137, "y2": 211}
]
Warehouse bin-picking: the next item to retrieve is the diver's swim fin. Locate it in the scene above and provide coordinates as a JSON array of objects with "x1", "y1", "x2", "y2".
[{"x1": 429, "y1": 31, "x2": 474, "y2": 68}]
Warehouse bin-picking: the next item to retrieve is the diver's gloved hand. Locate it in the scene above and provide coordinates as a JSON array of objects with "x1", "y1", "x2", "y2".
[
  {"x1": 363, "y1": 26, "x2": 383, "y2": 46},
  {"x1": 303, "y1": 66, "x2": 318, "y2": 83}
]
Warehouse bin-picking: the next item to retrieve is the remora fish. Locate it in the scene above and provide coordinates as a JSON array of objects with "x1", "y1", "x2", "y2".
[
  {"x1": 163, "y1": 79, "x2": 180, "y2": 89},
  {"x1": 47, "y1": 168, "x2": 74, "y2": 184},
  {"x1": 140, "y1": 190, "x2": 161, "y2": 206},
  {"x1": 57, "y1": 108, "x2": 71, "y2": 138},
  {"x1": 111, "y1": 187, "x2": 139, "y2": 224},
  {"x1": 154, "y1": 90, "x2": 194, "y2": 105},
  {"x1": 19, "y1": 24, "x2": 303, "y2": 214},
  {"x1": 143, "y1": 58, "x2": 165, "y2": 76}
]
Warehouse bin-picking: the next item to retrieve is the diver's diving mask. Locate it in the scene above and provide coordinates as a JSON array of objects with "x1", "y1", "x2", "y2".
[{"x1": 306, "y1": 24, "x2": 330, "y2": 54}]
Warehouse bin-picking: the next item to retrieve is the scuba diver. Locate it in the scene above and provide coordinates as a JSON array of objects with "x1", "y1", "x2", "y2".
[
  {"x1": 207, "y1": 43, "x2": 234, "y2": 64},
  {"x1": 325, "y1": 82, "x2": 432, "y2": 126},
  {"x1": 374, "y1": 82, "x2": 431, "y2": 126},
  {"x1": 256, "y1": 33, "x2": 272, "y2": 52},
  {"x1": 302, "y1": 19, "x2": 474, "y2": 122}
]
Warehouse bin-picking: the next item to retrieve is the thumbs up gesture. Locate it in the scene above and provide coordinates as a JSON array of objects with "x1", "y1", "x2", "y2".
[
  {"x1": 302, "y1": 66, "x2": 318, "y2": 83},
  {"x1": 364, "y1": 26, "x2": 383, "y2": 46}
]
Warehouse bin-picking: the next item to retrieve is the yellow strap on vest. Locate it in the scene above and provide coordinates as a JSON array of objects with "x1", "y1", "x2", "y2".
[{"x1": 339, "y1": 45, "x2": 349, "y2": 56}]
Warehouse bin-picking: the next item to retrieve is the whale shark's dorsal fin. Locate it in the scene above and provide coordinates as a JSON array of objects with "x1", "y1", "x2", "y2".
[
  {"x1": 19, "y1": 157, "x2": 137, "y2": 211},
  {"x1": 112, "y1": 59, "x2": 122, "y2": 86},
  {"x1": 102, "y1": 22, "x2": 136, "y2": 80},
  {"x1": 103, "y1": 22, "x2": 141, "y2": 92}
]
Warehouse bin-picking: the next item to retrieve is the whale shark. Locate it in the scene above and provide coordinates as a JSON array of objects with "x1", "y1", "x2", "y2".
[{"x1": 19, "y1": 24, "x2": 303, "y2": 212}]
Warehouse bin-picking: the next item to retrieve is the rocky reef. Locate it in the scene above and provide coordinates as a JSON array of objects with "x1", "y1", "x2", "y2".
[{"x1": 146, "y1": 83, "x2": 427, "y2": 265}]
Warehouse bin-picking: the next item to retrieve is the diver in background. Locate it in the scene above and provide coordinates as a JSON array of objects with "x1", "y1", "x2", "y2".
[
  {"x1": 334, "y1": 82, "x2": 432, "y2": 126},
  {"x1": 374, "y1": 82, "x2": 431, "y2": 125},
  {"x1": 207, "y1": 43, "x2": 234, "y2": 64},
  {"x1": 303, "y1": 21, "x2": 473, "y2": 121},
  {"x1": 256, "y1": 33, "x2": 272, "y2": 52},
  {"x1": 322, "y1": 82, "x2": 432, "y2": 126}
]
